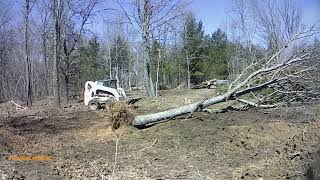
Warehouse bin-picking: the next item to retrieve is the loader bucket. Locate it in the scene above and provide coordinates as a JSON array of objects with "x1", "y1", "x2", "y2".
[{"x1": 126, "y1": 97, "x2": 142, "y2": 105}]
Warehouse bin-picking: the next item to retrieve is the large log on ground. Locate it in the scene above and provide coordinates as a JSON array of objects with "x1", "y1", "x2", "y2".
[
  {"x1": 132, "y1": 95, "x2": 227, "y2": 126},
  {"x1": 132, "y1": 77, "x2": 283, "y2": 127},
  {"x1": 215, "y1": 80, "x2": 229, "y2": 85},
  {"x1": 132, "y1": 33, "x2": 316, "y2": 127},
  {"x1": 192, "y1": 79, "x2": 217, "y2": 89},
  {"x1": 192, "y1": 79, "x2": 229, "y2": 89}
]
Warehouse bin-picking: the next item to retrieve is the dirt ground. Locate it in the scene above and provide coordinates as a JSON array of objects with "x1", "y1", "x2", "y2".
[{"x1": 0, "y1": 89, "x2": 320, "y2": 179}]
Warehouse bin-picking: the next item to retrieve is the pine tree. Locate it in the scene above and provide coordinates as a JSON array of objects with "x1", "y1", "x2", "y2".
[
  {"x1": 181, "y1": 13, "x2": 205, "y2": 85},
  {"x1": 209, "y1": 28, "x2": 230, "y2": 78},
  {"x1": 79, "y1": 37, "x2": 106, "y2": 87}
]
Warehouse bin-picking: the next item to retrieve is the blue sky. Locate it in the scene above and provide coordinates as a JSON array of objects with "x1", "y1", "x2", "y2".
[
  {"x1": 192, "y1": 0, "x2": 232, "y2": 34},
  {"x1": 83, "y1": 0, "x2": 320, "y2": 40},
  {"x1": 192, "y1": 0, "x2": 320, "y2": 34}
]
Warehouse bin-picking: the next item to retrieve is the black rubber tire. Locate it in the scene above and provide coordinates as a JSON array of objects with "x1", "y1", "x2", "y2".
[{"x1": 88, "y1": 100, "x2": 100, "y2": 110}]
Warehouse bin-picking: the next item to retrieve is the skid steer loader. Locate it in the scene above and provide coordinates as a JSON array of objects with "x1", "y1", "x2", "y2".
[{"x1": 84, "y1": 79, "x2": 141, "y2": 110}]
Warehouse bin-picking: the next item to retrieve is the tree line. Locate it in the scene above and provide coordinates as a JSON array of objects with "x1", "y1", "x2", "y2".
[{"x1": 0, "y1": 0, "x2": 319, "y2": 106}]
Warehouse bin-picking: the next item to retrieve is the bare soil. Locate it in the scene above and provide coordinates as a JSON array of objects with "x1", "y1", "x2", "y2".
[{"x1": 0, "y1": 89, "x2": 320, "y2": 179}]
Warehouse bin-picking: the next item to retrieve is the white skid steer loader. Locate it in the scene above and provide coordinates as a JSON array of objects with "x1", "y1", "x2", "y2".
[{"x1": 84, "y1": 79, "x2": 141, "y2": 110}]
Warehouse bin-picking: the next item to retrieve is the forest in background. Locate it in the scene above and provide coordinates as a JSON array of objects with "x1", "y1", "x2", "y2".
[{"x1": 0, "y1": 0, "x2": 319, "y2": 106}]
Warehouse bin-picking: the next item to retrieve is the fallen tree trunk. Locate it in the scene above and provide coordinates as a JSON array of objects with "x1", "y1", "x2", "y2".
[
  {"x1": 192, "y1": 79, "x2": 217, "y2": 89},
  {"x1": 132, "y1": 95, "x2": 227, "y2": 126},
  {"x1": 133, "y1": 74, "x2": 284, "y2": 127},
  {"x1": 192, "y1": 79, "x2": 229, "y2": 89},
  {"x1": 132, "y1": 64, "x2": 289, "y2": 126},
  {"x1": 132, "y1": 27, "x2": 320, "y2": 127},
  {"x1": 11, "y1": 100, "x2": 27, "y2": 111},
  {"x1": 132, "y1": 83, "x2": 277, "y2": 126}
]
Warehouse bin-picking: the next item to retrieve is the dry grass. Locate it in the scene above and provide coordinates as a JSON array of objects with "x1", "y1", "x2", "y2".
[{"x1": 134, "y1": 89, "x2": 218, "y2": 114}]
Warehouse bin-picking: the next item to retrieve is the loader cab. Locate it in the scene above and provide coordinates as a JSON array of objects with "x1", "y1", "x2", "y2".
[{"x1": 97, "y1": 79, "x2": 118, "y2": 89}]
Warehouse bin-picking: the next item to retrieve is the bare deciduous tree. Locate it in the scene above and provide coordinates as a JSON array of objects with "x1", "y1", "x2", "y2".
[
  {"x1": 53, "y1": 0, "x2": 63, "y2": 105},
  {"x1": 0, "y1": 0, "x2": 11, "y2": 29},
  {"x1": 228, "y1": 0, "x2": 258, "y2": 79},
  {"x1": 228, "y1": 0, "x2": 303, "y2": 81},
  {"x1": 61, "y1": 0, "x2": 99, "y2": 101},
  {"x1": 24, "y1": 0, "x2": 33, "y2": 106},
  {"x1": 251, "y1": 0, "x2": 302, "y2": 52},
  {"x1": 36, "y1": 0, "x2": 52, "y2": 96},
  {"x1": 117, "y1": 0, "x2": 186, "y2": 97}
]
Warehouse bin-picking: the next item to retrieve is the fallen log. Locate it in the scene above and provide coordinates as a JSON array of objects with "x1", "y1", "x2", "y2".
[
  {"x1": 133, "y1": 75, "x2": 281, "y2": 126},
  {"x1": 133, "y1": 78, "x2": 278, "y2": 126},
  {"x1": 192, "y1": 79, "x2": 217, "y2": 89},
  {"x1": 11, "y1": 100, "x2": 27, "y2": 111},
  {"x1": 192, "y1": 79, "x2": 229, "y2": 89},
  {"x1": 132, "y1": 28, "x2": 320, "y2": 127},
  {"x1": 132, "y1": 95, "x2": 226, "y2": 126}
]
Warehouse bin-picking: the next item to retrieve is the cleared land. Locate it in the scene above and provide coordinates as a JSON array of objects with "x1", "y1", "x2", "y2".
[{"x1": 0, "y1": 89, "x2": 319, "y2": 179}]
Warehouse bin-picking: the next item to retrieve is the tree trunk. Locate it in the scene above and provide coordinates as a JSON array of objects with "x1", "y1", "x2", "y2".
[
  {"x1": 128, "y1": 75, "x2": 132, "y2": 91},
  {"x1": 0, "y1": 68, "x2": 3, "y2": 102},
  {"x1": 143, "y1": 55, "x2": 155, "y2": 97},
  {"x1": 53, "y1": 0, "x2": 61, "y2": 106},
  {"x1": 25, "y1": 0, "x2": 32, "y2": 107},
  {"x1": 128, "y1": 50, "x2": 132, "y2": 91},
  {"x1": 42, "y1": 34, "x2": 49, "y2": 96},
  {"x1": 132, "y1": 80, "x2": 275, "y2": 127},
  {"x1": 155, "y1": 49, "x2": 161, "y2": 97},
  {"x1": 132, "y1": 95, "x2": 227, "y2": 126},
  {"x1": 64, "y1": 55, "x2": 70, "y2": 102},
  {"x1": 109, "y1": 46, "x2": 112, "y2": 78},
  {"x1": 142, "y1": 0, "x2": 155, "y2": 97},
  {"x1": 132, "y1": 40, "x2": 312, "y2": 127},
  {"x1": 65, "y1": 76, "x2": 69, "y2": 102},
  {"x1": 115, "y1": 64, "x2": 120, "y2": 87},
  {"x1": 187, "y1": 57, "x2": 191, "y2": 92}
]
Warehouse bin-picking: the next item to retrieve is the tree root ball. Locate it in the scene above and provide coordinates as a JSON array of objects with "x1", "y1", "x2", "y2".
[{"x1": 106, "y1": 101, "x2": 135, "y2": 130}]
